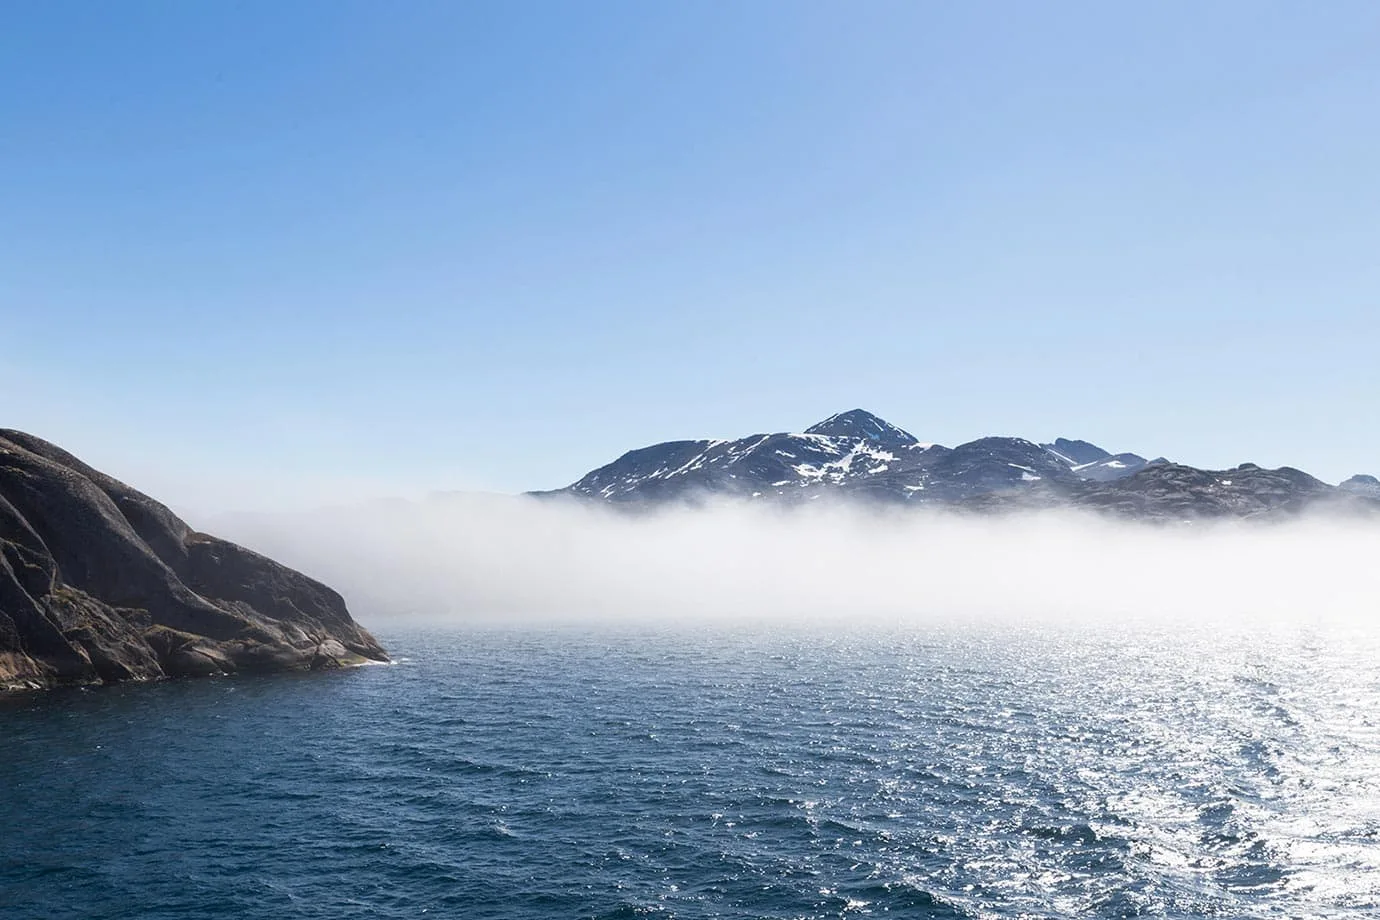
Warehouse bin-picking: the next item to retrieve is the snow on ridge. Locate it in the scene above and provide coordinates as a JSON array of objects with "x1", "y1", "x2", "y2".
[
  {"x1": 1045, "y1": 447, "x2": 1077, "y2": 466},
  {"x1": 797, "y1": 432, "x2": 847, "y2": 448},
  {"x1": 583, "y1": 425, "x2": 942, "y2": 497},
  {"x1": 788, "y1": 440, "x2": 897, "y2": 484}
]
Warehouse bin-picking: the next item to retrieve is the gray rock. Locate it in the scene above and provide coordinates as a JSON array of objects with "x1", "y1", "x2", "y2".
[
  {"x1": 804, "y1": 409, "x2": 920, "y2": 449},
  {"x1": 1041, "y1": 438, "x2": 1111, "y2": 466},
  {"x1": 1, "y1": 430, "x2": 387, "y2": 692},
  {"x1": 1340, "y1": 474, "x2": 1380, "y2": 498},
  {"x1": 1064, "y1": 462, "x2": 1349, "y2": 520}
]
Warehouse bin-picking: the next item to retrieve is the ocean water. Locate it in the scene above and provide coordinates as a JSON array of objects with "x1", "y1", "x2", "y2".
[{"x1": 3, "y1": 621, "x2": 1379, "y2": 919}]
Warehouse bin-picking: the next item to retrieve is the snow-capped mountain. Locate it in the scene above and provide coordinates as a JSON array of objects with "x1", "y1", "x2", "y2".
[
  {"x1": 556, "y1": 417, "x2": 937, "y2": 504},
  {"x1": 547, "y1": 410, "x2": 1145, "y2": 505},
  {"x1": 537, "y1": 410, "x2": 1379, "y2": 520},
  {"x1": 804, "y1": 409, "x2": 921, "y2": 449}
]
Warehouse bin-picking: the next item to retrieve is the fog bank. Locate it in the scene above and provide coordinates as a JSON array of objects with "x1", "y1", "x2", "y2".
[{"x1": 210, "y1": 496, "x2": 1380, "y2": 630}]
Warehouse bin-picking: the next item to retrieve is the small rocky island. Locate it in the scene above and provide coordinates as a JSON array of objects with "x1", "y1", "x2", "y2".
[{"x1": 1, "y1": 429, "x2": 387, "y2": 692}]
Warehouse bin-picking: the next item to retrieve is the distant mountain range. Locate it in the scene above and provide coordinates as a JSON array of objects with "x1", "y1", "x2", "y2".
[{"x1": 535, "y1": 409, "x2": 1380, "y2": 520}]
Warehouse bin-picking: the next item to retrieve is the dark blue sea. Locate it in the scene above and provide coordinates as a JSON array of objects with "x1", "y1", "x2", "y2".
[{"x1": 4, "y1": 622, "x2": 1379, "y2": 919}]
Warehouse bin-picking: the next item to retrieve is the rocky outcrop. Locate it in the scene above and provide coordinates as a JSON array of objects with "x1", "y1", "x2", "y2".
[{"x1": 0, "y1": 430, "x2": 387, "y2": 691}]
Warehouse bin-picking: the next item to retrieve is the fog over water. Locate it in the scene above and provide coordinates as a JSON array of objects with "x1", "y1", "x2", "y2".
[
  {"x1": 10, "y1": 497, "x2": 1377, "y2": 920},
  {"x1": 211, "y1": 496, "x2": 1380, "y2": 631}
]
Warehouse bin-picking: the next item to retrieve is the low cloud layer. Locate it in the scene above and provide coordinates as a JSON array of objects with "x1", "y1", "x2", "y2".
[{"x1": 207, "y1": 496, "x2": 1380, "y2": 633}]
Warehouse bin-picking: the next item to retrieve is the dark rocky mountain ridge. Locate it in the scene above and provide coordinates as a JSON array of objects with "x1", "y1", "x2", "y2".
[
  {"x1": 538, "y1": 410, "x2": 1378, "y2": 520},
  {"x1": 1040, "y1": 437, "x2": 1111, "y2": 466},
  {"x1": 804, "y1": 409, "x2": 920, "y2": 449},
  {"x1": 1, "y1": 429, "x2": 387, "y2": 692}
]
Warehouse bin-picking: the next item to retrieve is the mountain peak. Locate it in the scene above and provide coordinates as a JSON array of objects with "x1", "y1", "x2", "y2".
[
  {"x1": 1041, "y1": 438, "x2": 1111, "y2": 466},
  {"x1": 545, "y1": 413, "x2": 1370, "y2": 518},
  {"x1": 1341, "y1": 474, "x2": 1380, "y2": 496},
  {"x1": 804, "y1": 409, "x2": 918, "y2": 447}
]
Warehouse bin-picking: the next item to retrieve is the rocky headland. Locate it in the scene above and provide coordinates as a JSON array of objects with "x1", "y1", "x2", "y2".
[{"x1": 0, "y1": 429, "x2": 387, "y2": 692}]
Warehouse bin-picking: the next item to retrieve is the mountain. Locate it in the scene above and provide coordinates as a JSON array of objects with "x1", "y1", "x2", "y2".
[
  {"x1": 545, "y1": 410, "x2": 1143, "y2": 505},
  {"x1": 804, "y1": 409, "x2": 920, "y2": 449},
  {"x1": 1041, "y1": 437, "x2": 1150, "y2": 481},
  {"x1": 1340, "y1": 474, "x2": 1380, "y2": 498},
  {"x1": 539, "y1": 410, "x2": 1378, "y2": 520},
  {"x1": 1, "y1": 430, "x2": 388, "y2": 692},
  {"x1": 1041, "y1": 437, "x2": 1110, "y2": 466},
  {"x1": 1065, "y1": 462, "x2": 1344, "y2": 519}
]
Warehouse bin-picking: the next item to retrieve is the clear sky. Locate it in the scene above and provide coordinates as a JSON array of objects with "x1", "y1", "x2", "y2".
[{"x1": 3, "y1": 1, "x2": 1379, "y2": 512}]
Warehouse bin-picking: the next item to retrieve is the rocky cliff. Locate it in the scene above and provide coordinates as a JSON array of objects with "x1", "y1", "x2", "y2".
[{"x1": 0, "y1": 429, "x2": 387, "y2": 691}]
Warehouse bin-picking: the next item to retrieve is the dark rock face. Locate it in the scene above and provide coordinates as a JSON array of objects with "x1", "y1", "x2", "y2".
[
  {"x1": 539, "y1": 410, "x2": 1380, "y2": 521},
  {"x1": 919, "y1": 437, "x2": 1077, "y2": 499},
  {"x1": 1041, "y1": 438, "x2": 1110, "y2": 466},
  {"x1": 1061, "y1": 453, "x2": 1148, "y2": 482},
  {"x1": 1042, "y1": 437, "x2": 1148, "y2": 481},
  {"x1": 804, "y1": 409, "x2": 920, "y2": 450},
  {"x1": 0, "y1": 430, "x2": 387, "y2": 691},
  {"x1": 1063, "y1": 462, "x2": 1349, "y2": 520}
]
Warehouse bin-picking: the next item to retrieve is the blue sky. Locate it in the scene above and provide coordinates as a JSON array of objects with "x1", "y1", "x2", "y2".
[{"x1": 3, "y1": 1, "x2": 1378, "y2": 511}]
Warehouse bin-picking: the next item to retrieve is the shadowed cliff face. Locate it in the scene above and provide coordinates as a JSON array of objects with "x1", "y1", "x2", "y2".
[{"x1": 0, "y1": 429, "x2": 387, "y2": 691}]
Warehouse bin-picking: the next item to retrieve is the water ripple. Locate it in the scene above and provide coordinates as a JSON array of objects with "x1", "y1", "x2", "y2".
[{"x1": 3, "y1": 621, "x2": 1379, "y2": 918}]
